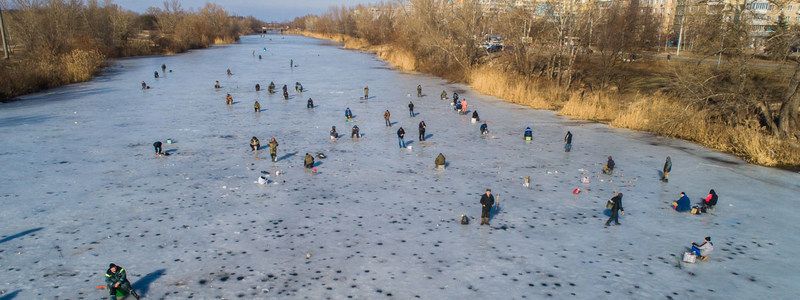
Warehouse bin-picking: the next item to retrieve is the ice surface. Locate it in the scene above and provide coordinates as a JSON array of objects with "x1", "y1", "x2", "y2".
[{"x1": 1, "y1": 35, "x2": 800, "y2": 299}]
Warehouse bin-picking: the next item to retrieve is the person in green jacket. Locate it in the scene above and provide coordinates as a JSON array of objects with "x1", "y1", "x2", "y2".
[
  {"x1": 435, "y1": 153, "x2": 446, "y2": 169},
  {"x1": 304, "y1": 153, "x2": 315, "y2": 169},
  {"x1": 268, "y1": 137, "x2": 279, "y2": 162},
  {"x1": 105, "y1": 263, "x2": 139, "y2": 300}
]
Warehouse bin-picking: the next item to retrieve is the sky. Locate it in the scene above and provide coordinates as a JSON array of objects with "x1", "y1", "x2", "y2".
[{"x1": 114, "y1": 0, "x2": 382, "y2": 22}]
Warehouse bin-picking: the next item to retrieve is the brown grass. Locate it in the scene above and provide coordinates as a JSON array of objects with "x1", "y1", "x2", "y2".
[{"x1": 293, "y1": 30, "x2": 800, "y2": 167}]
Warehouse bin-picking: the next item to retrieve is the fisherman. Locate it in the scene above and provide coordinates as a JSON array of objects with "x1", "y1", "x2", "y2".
[
  {"x1": 105, "y1": 263, "x2": 139, "y2": 300},
  {"x1": 250, "y1": 136, "x2": 260, "y2": 151},
  {"x1": 605, "y1": 193, "x2": 624, "y2": 226},
  {"x1": 153, "y1": 141, "x2": 163, "y2": 156},
  {"x1": 304, "y1": 153, "x2": 315, "y2": 169},
  {"x1": 603, "y1": 156, "x2": 616, "y2": 175},
  {"x1": 397, "y1": 127, "x2": 406, "y2": 148},
  {"x1": 440, "y1": 90, "x2": 447, "y2": 100},
  {"x1": 307, "y1": 98, "x2": 314, "y2": 108},
  {"x1": 330, "y1": 126, "x2": 339, "y2": 140},
  {"x1": 254, "y1": 100, "x2": 261, "y2": 112},
  {"x1": 408, "y1": 101, "x2": 415, "y2": 117},
  {"x1": 417, "y1": 85, "x2": 423, "y2": 97},
  {"x1": 364, "y1": 86, "x2": 369, "y2": 99},
  {"x1": 384, "y1": 110, "x2": 391, "y2": 127},
  {"x1": 141, "y1": 81, "x2": 148, "y2": 90},
  {"x1": 282, "y1": 85, "x2": 289, "y2": 100},
  {"x1": 255, "y1": 83, "x2": 261, "y2": 92},
  {"x1": 564, "y1": 131, "x2": 573, "y2": 152},
  {"x1": 214, "y1": 81, "x2": 221, "y2": 89},
  {"x1": 690, "y1": 237, "x2": 714, "y2": 261},
  {"x1": 662, "y1": 156, "x2": 672, "y2": 181},
  {"x1": 480, "y1": 122, "x2": 489, "y2": 135},
  {"x1": 161, "y1": 64, "x2": 166, "y2": 73},
  {"x1": 345, "y1": 108, "x2": 354, "y2": 121},
  {"x1": 435, "y1": 153, "x2": 446, "y2": 169},
  {"x1": 418, "y1": 121, "x2": 427, "y2": 141},
  {"x1": 472, "y1": 110, "x2": 480, "y2": 123},
  {"x1": 524, "y1": 127, "x2": 533, "y2": 141},
  {"x1": 268, "y1": 81, "x2": 276, "y2": 93},
  {"x1": 268, "y1": 137, "x2": 279, "y2": 162},
  {"x1": 227, "y1": 68, "x2": 233, "y2": 76},
  {"x1": 351, "y1": 125, "x2": 360, "y2": 139},
  {"x1": 154, "y1": 71, "x2": 159, "y2": 79},
  {"x1": 225, "y1": 94, "x2": 233, "y2": 105},
  {"x1": 480, "y1": 189, "x2": 495, "y2": 225}
]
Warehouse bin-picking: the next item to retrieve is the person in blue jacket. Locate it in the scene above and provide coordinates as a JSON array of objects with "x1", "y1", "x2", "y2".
[
  {"x1": 674, "y1": 192, "x2": 691, "y2": 212},
  {"x1": 524, "y1": 127, "x2": 533, "y2": 141},
  {"x1": 345, "y1": 108, "x2": 353, "y2": 121}
]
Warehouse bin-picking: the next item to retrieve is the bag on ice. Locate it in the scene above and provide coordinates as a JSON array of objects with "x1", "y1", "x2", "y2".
[
  {"x1": 257, "y1": 176, "x2": 268, "y2": 185},
  {"x1": 682, "y1": 252, "x2": 697, "y2": 263}
]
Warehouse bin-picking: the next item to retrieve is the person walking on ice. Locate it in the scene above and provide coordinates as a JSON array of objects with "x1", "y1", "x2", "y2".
[
  {"x1": 384, "y1": 110, "x2": 391, "y2": 126},
  {"x1": 268, "y1": 137, "x2": 279, "y2": 162},
  {"x1": 480, "y1": 189, "x2": 495, "y2": 225},
  {"x1": 104, "y1": 263, "x2": 139, "y2": 300},
  {"x1": 408, "y1": 101, "x2": 415, "y2": 117},
  {"x1": 397, "y1": 127, "x2": 406, "y2": 148},
  {"x1": 417, "y1": 85, "x2": 423, "y2": 97},
  {"x1": 605, "y1": 192, "x2": 624, "y2": 226},
  {"x1": 363, "y1": 86, "x2": 369, "y2": 99},
  {"x1": 564, "y1": 131, "x2": 573, "y2": 152},
  {"x1": 418, "y1": 121, "x2": 426, "y2": 141}
]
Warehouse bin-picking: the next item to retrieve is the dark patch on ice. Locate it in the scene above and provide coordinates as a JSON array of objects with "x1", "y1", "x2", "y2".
[
  {"x1": 704, "y1": 156, "x2": 741, "y2": 166},
  {"x1": 0, "y1": 115, "x2": 52, "y2": 127}
]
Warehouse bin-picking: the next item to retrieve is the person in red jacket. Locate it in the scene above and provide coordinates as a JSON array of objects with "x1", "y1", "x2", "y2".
[{"x1": 702, "y1": 189, "x2": 718, "y2": 209}]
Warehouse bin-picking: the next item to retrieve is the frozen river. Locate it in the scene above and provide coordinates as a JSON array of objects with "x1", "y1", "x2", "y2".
[{"x1": 1, "y1": 35, "x2": 799, "y2": 299}]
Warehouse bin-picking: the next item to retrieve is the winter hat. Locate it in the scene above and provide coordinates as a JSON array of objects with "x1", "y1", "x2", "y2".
[{"x1": 705, "y1": 237, "x2": 711, "y2": 241}]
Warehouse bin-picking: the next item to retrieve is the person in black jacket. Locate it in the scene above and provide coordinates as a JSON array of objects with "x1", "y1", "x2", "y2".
[
  {"x1": 480, "y1": 189, "x2": 495, "y2": 225},
  {"x1": 605, "y1": 192, "x2": 624, "y2": 226},
  {"x1": 662, "y1": 156, "x2": 672, "y2": 182},
  {"x1": 153, "y1": 141, "x2": 163, "y2": 156},
  {"x1": 408, "y1": 101, "x2": 415, "y2": 117},
  {"x1": 418, "y1": 121, "x2": 426, "y2": 141},
  {"x1": 397, "y1": 127, "x2": 406, "y2": 148},
  {"x1": 307, "y1": 98, "x2": 314, "y2": 108},
  {"x1": 564, "y1": 131, "x2": 573, "y2": 152},
  {"x1": 603, "y1": 156, "x2": 615, "y2": 174}
]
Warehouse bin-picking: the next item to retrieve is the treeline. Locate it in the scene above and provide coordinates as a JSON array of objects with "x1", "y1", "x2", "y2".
[
  {"x1": 0, "y1": 0, "x2": 264, "y2": 100},
  {"x1": 291, "y1": 0, "x2": 800, "y2": 167}
]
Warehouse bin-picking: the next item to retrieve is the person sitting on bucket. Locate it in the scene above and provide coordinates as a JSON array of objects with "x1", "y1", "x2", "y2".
[
  {"x1": 255, "y1": 83, "x2": 261, "y2": 91},
  {"x1": 250, "y1": 136, "x2": 260, "y2": 151},
  {"x1": 435, "y1": 153, "x2": 446, "y2": 169},
  {"x1": 702, "y1": 189, "x2": 718, "y2": 209},
  {"x1": 105, "y1": 263, "x2": 139, "y2": 300},
  {"x1": 345, "y1": 108, "x2": 353, "y2": 121},
  {"x1": 472, "y1": 110, "x2": 480, "y2": 122},
  {"x1": 673, "y1": 192, "x2": 691, "y2": 212},
  {"x1": 214, "y1": 81, "x2": 221, "y2": 89},
  {"x1": 480, "y1": 122, "x2": 488, "y2": 135},
  {"x1": 254, "y1": 100, "x2": 261, "y2": 112},
  {"x1": 603, "y1": 156, "x2": 615, "y2": 174},
  {"x1": 304, "y1": 153, "x2": 315, "y2": 169},
  {"x1": 691, "y1": 236, "x2": 714, "y2": 261},
  {"x1": 307, "y1": 98, "x2": 314, "y2": 108},
  {"x1": 268, "y1": 81, "x2": 275, "y2": 93},
  {"x1": 441, "y1": 90, "x2": 447, "y2": 100},
  {"x1": 351, "y1": 125, "x2": 360, "y2": 139},
  {"x1": 330, "y1": 126, "x2": 339, "y2": 140},
  {"x1": 524, "y1": 127, "x2": 533, "y2": 141}
]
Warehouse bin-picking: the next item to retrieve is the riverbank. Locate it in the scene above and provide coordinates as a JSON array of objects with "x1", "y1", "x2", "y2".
[{"x1": 291, "y1": 30, "x2": 800, "y2": 168}]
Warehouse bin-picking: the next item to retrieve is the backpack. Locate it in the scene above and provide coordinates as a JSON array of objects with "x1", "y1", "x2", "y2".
[{"x1": 690, "y1": 206, "x2": 700, "y2": 215}]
